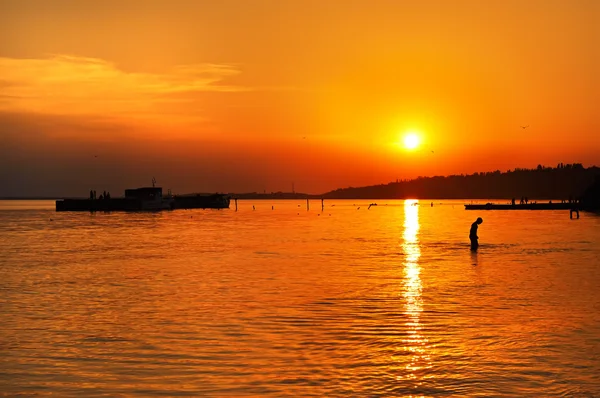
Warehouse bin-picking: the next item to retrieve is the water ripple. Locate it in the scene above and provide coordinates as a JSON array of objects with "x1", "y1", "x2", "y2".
[{"x1": 0, "y1": 200, "x2": 599, "y2": 396}]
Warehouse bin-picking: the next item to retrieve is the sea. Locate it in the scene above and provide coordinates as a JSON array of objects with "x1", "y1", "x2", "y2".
[{"x1": 1, "y1": 199, "x2": 599, "y2": 397}]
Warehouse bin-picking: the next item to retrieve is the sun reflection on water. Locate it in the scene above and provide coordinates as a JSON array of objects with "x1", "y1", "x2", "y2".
[{"x1": 401, "y1": 199, "x2": 431, "y2": 380}]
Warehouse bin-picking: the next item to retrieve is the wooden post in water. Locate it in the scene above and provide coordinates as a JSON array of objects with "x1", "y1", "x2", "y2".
[
  {"x1": 321, "y1": 198, "x2": 324, "y2": 211},
  {"x1": 306, "y1": 198, "x2": 309, "y2": 211},
  {"x1": 235, "y1": 198, "x2": 238, "y2": 211},
  {"x1": 570, "y1": 208, "x2": 579, "y2": 219}
]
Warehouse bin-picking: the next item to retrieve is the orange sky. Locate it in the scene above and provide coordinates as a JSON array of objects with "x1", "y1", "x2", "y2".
[{"x1": 1, "y1": 0, "x2": 598, "y2": 196}]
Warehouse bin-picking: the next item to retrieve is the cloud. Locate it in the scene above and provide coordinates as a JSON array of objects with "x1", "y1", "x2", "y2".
[{"x1": 0, "y1": 55, "x2": 246, "y2": 123}]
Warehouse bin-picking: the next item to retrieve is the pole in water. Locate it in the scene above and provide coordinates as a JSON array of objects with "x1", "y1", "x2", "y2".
[
  {"x1": 321, "y1": 198, "x2": 324, "y2": 211},
  {"x1": 307, "y1": 198, "x2": 309, "y2": 211},
  {"x1": 235, "y1": 198, "x2": 238, "y2": 211}
]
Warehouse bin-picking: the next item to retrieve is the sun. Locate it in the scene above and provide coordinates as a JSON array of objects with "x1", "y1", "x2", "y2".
[{"x1": 403, "y1": 133, "x2": 420, "y2": 150}]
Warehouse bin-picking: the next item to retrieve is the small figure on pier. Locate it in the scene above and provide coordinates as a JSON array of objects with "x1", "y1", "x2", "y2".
[
  {"x1": 90, "y1": 190, "x2": 94, "y2": 200},
  {"x1": 511, "y1": 198, "x2": 516, "y2": 206},
  {"x1": 470, "y1": 217, "x2": 483, "y2": 251}
]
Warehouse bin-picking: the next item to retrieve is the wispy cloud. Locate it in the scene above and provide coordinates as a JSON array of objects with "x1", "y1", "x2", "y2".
[{"x1": 0, "y1": 55, "x2": 246, "y2": 122}]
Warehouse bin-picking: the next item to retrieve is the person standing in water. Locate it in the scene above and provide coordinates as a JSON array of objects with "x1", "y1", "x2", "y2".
[{"x1": 470, "y1": 217, "x2": 483, "y2": 251}]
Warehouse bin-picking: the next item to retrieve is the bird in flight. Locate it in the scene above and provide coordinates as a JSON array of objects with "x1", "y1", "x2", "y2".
[{"x1": 521, "y1": 125, "x2": 529, "y2": 129}]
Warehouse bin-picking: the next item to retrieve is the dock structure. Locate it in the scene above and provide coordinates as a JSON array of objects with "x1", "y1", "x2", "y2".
[
  {"x1": 57, "y1": 197, "x2": 143, "y2": 212},
  {"x1": 465, "y1": 176, "x2": 600, "y2": 213},
  {"x1": 56, "y1": 187, "x2": 230, "y2": 212},
  {"x1": 465, "y1": 202, "x2": 578, "y2": 211},
  {"x1": 172, "y1": 193, "x2": 230, "y2": 210}
]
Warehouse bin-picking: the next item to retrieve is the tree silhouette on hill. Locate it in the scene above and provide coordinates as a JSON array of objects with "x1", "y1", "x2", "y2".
[{"x1": 322, "y1": 163, "x2": 600, "y2": 200}]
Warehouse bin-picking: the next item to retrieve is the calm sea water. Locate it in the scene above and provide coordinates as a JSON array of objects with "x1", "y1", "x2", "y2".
[{"x1": 1, "y1": 199, "x2": 599, "y2": 397}]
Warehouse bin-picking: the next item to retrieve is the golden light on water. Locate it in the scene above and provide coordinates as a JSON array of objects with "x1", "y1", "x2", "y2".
[
  {"x1": 401, "y1": 199, "x2": 431, "y2": 379},
  {"x1": 3, "y1": 200, "x2": 600, "y2": 394}
]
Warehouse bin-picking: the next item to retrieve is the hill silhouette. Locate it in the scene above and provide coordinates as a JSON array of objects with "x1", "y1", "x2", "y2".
[{"x1": 322, "y1": 163, "x2": 600, "y2": 200}]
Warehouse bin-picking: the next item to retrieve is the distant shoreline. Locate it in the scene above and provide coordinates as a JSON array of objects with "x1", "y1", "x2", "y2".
[
  {"x1": 0, "y1": 196, "x2": 577, "y2": 201},
  {"x1": 3, "y1": 163, "x2": 598, "y2": 202}
]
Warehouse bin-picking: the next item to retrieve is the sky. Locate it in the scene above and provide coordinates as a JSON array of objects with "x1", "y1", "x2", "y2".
[{"x1": 1, "y1": 0, "x2": 598, "y2": 196}]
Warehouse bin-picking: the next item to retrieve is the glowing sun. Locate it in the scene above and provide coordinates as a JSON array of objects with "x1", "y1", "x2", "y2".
[{"x1": 403, "y1": 133, "x2": 421, "y2": 150}]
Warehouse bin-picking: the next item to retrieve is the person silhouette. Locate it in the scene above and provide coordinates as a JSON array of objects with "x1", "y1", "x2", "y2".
[{"x1": 470, "y1": 217, "x2": 483, "y2": 251}]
